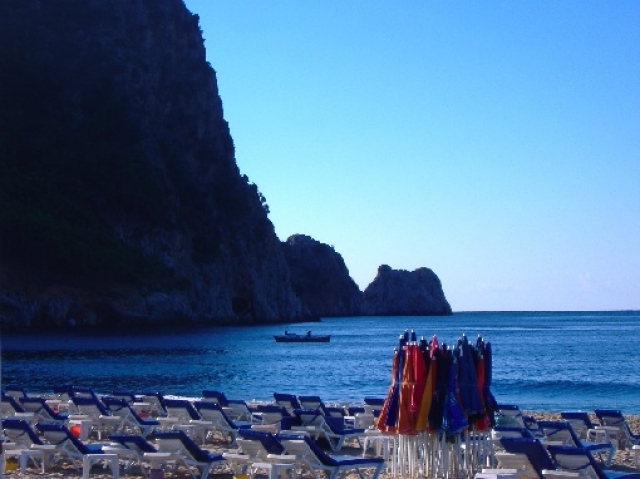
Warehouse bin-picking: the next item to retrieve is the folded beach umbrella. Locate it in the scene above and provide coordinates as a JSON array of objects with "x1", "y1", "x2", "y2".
[
  {"x1": 376, "y1": 346, "x2": 399, "y2": 432},
  {"x1": 456, "y1": 334, "x2": 484, "y2": 418},
  {"x1": 472, "y1": 336, "x2": 492, "y2": 431},
  {"x1": 442, "y1": 354, "x2": 469, "y2": 434},
  {"x1": 416, "y1": 336, "x2": 438, "y2": 431},
  {"x1": 482, "y1": 341, "x2": 498, "y2": 426},
  {"x1": 397, "y1": 342, "x2": 418, "y2": 435},
  {"x1": 428, "y1": 343, "x2": 450, "y2": 431},
  {"x1": 410, "y1": 338, "x2": 427, "y2": 426}
]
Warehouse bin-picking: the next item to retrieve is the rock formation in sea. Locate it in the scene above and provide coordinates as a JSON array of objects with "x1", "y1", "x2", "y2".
[
  {"x1": 362, "y1": 265, "x2": 452, "y2": 316},
  {"x1": 0, "y1": 0, "x2": 306, "y2": 328},
  {"x1": 282, "y1": 235, "x2": 364, "y2": 317}
]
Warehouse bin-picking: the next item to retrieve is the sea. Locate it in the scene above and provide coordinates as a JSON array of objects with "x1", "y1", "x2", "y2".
[{"x1": 2, "y1": 311, "x2": 640, "y2": 414}]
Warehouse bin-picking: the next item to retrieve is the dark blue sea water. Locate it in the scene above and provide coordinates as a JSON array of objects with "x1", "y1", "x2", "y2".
[{"x1": 2, "y1": 311, "x2": 639, "y2": 413}]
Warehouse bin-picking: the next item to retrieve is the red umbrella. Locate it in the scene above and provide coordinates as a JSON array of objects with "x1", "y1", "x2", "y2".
[
  {"x1": 397, "y1": 343, "x2": 417, "y2": 434},
  {"x1": 473, "y1": 336, "x2": 492, "y2": 431},
  {"x1": 416, "y1": 336, "x2": 438, "y2": 431}
]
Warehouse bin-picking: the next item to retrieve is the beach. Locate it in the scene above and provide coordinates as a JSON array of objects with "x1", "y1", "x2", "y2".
[{"x1": 3, "y1": 411, "x2": 638, "y2": 479}]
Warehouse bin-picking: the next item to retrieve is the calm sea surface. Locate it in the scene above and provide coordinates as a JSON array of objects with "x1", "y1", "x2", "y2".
[{"x1": 2, "y1": 311, "x2": 639, "y2": 413}]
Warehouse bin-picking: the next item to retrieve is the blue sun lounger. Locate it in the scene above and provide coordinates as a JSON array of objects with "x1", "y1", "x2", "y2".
[
  {"x1": 547, "y1": 444, "x2": 640, "y2": 479},
  {"x1": 278, "y1": 432, "x2": 384, "y2": 479}
]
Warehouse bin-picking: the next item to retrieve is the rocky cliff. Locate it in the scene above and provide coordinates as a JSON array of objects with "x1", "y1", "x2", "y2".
[
  {"x1": 363, "y1": 265, "x2": 452, "y2": 316},
  {"x1": 282, "y1": 235, "x2": 364, "y2": 317},
  {"x1": 0, "y1": 0, "x2": 452, "y2": 330},
  {"x1": 0, "y1": 0, "x2": 306, "y2": 328}
]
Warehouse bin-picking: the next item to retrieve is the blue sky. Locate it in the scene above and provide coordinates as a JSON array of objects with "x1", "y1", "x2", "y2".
[{"x1": 183, "y1": 1, "x2": 640, "y2": 312}]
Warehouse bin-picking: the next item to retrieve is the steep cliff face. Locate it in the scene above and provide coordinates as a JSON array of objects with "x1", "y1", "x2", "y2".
[
  {"x1": 282, "y1": 235, "x2": 364, "y2": 317},
  {"x1": 0, "y1": 0, "x2": 305, "y2": 328},
  {"x1": 363, "y1": 265, "x2": 452, "y2": 316}
]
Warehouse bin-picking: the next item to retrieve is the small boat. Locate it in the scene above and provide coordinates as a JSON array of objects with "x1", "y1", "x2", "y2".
[{"x1": 274, "y1": 331, "x2": 331, "y2": 343}]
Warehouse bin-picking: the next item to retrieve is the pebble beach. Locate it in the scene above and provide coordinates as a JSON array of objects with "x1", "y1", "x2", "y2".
[{"x1": 3, "y1": 411, "x2": 639, "y2": 479}]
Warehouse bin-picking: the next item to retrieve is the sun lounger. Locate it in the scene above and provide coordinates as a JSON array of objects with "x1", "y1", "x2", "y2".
[
  {"x1": 193, "y1": 400, "x2": 252, "y2": 444},
  {"x1": 594, "y1": 410, "x2": 640, "y2": 450},
  {"x1": 547, "y1": 444, "x2": 640, "y2": 479},
  {"x1": 70, "y1": 395, "x2": 122, "y2": 439},
  {"x1": 293, "y1": 408, "x2": 368, "y2": 452},
  {"x1": 149, "y1": 429, "x2": 226, "y2": 479},
  {"x1": 1, "y1": 392, "x2": 29, "y2": 417},
  {"x1": 19, "y1": 396, "x2": 69, "y2": 424},
  {"x1": 140, "y1": 392, "x2": 168, "y2": 417},
  {"x1": 478, "y1": 437, "x2": 584, "y2": 479},
  {"x1": 561, "y1": 412, "x2": 599, "y2": 441},
  {"x1": 102, "y1": 396, "x2": 160, "y2": 438},
  {"x1": 537, "y1": 420, "x2": 615, "y2": 466},
  {"x1": 202, "y1": 390, "x2": 255, "y2": 422},
  {"x1": 2, "y1": 385, "x2": 30, "y2": 401},
  {"x1": 108, "y1": 433, "x2": 163, "y2": 473},
  {"x1": 495, "y1": 405, "x2": 526, "y2": 428},
  {"x1": 278, "y1": 432, "x2": 385, "y2": 479},
  {"x1": 274, "y1": 393, "x2": 303, "y2": 414},
  {"x1": 36, "y1": 422, "x2": 121, "y2": 476},
  {"x1": 224, "y1": 429, "x2": 296, "y2": 475}
]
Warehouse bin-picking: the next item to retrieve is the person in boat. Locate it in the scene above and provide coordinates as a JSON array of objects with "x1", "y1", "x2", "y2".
[{"x1": 306, "y1": 330, "x2": 311, "y2": 337}]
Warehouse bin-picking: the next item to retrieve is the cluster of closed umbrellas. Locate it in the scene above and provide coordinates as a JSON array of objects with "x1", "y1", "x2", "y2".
[{"x1": 376, "y1": 330, "x2": 498, "y2": 478}]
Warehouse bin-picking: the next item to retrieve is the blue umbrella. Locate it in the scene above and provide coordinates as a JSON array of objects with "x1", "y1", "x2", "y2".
[
  {"x1": 442, "y1": 354, "x2": 469, "y2": 434},
  {"x1": 482, "y1": 341, "x2": 498, "y2": 426},
  {"x1": 456, "y1": 334, "x2": 484, "y2": 417}
]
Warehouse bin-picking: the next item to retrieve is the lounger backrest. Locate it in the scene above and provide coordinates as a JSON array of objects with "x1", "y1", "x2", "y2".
[
  {"x1": 201, "y1": 390, "x2": 229, "y2": 406},
  {"x1": 36, "y1": 422, "x2": 93, "y2": 454},
  {"x1": 1, "y1": 393, "x2": 25, "y2": 414},
  {"x1": 495, "y1": 404, "x2": 524, "y2": 428},
  {"x1": 594, "y1": 409, "x2": 624, "y2": 428},
  {"x1": 560, "y1": 412, "x2": 594, "y2": 439},
  {"x1": 537, "y1": 420, "x2": 580, "y2": 446},
  {"x1": 298, "y1": 395, "x2": 323, "y2": 410},
  {"x1": 499, "y1": 437, "x2": 555, "y2": 477},
  {"x1": 238, "y1": 429, "x2": 285, "y2": 454},
  {"x1": 151, "y1": 429, "x2": 213, "y2": 463},
  {"x1": 193, "y1": 400, "x2": 235, "y2": 427},
  {"x1": 2, "y1": 418, "x2": 44, "y2": 446},
  {"x1": 279, "y1": 433, "x2": 336, "y2": 466},
  {"x1": 72, "y1": 395, "x2": 111, "y2": 417},
  {"x1": 546, "y1": 445, "x2": 602, "y2": 479},
  {"x1": 273, "y1": 393, "x2": 302, "y2": 411},
  {"x1": 162, "y1": 398, "x2": 201, "y2": 420},
  {"x1": 3, "y1": 385, "x2": 27, "y2": 400}
]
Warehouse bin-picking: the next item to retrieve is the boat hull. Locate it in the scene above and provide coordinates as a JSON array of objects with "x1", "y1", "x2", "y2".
[{"x1": 274, "y1": 335, "x2": 331, "y2": 343}]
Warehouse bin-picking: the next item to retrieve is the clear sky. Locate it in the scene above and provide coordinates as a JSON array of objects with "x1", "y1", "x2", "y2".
[{"x1": 182, "y1": 0, "x2": 640, "y2": 312}]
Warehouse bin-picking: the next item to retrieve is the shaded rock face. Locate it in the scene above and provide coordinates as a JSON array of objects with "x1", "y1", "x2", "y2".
[
  {"x1": 282, "y1": 235, "x2": 364, "y2": 317},
  {"x1": 363, "y1": 265, "x2": 452, "y2": 316},
  {"x1": 0, "y1": 0, "x2": 306, "y2": 328}
]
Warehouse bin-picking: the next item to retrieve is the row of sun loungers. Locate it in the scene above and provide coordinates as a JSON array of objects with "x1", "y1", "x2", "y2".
[
  {"x1": 1, "y1": 386, "x2": 386, "y2": 478},
  {"x1": 2, "y1": 387, "x2": 640, "y2": 479}
]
